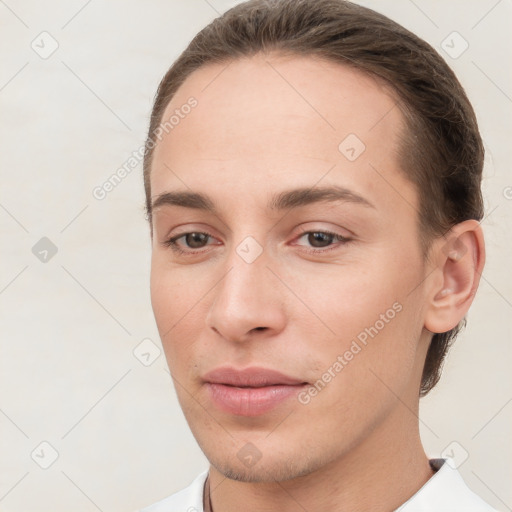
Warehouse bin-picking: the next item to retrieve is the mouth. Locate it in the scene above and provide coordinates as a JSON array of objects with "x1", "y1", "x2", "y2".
[{"x1": 202, "y1": 366, "x2": 309, "y2": 416}]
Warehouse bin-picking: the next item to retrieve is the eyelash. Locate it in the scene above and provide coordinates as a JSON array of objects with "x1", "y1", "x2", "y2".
[
  {"x1": 294, "y1": 229, "x2": 351, "y2": 254},
  {"x1": 162, "y1": 232, "x2": 214, "y2": 255},
  {"x1": 161, "y1": 229, "x2": 351, "y2": 256}
]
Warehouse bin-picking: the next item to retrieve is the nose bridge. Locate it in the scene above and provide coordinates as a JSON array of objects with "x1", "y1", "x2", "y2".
[
  {"x1": 228, "y1": 242, "x2": 267, "y2": 299},
  {"x1": 206, "y1": 234, "x2": 285, "y2": 341},
  {"x1": 218, "y1": 236, "x2": 273, "y2": 314}
]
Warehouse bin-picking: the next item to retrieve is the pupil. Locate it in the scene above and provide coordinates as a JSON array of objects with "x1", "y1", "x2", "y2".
[
  {"x1": 187, "y1": 232, "x2": 207, "y2": 248},
  {"x1": 309, "y1": 232, "x2": 332, "y2": 247}
]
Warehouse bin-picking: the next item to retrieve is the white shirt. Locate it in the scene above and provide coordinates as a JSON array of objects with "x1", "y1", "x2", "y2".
[{"x1": 140, "y1": 458, "x2": 498, "y2": 512}]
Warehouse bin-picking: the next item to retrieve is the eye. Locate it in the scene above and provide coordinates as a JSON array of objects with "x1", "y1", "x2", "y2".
[
  {"x1": 162, "y1": 231, "x2": 217, "y2": 254},
  {"x1": 295, "y1": 230, "x2": 351, "y2": 253},
  {"x1": 161, "y1": 229, "x2": 351, "y2": 256}
]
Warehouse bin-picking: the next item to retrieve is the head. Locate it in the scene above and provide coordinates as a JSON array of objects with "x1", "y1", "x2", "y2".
[{"x1": 145, "y1": 0, "x2": 485, "y2": 482}]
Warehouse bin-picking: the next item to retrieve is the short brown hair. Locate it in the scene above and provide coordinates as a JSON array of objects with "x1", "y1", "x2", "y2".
[{"x1": 143, "y1": 0, "x2": 484, "y2": 396}]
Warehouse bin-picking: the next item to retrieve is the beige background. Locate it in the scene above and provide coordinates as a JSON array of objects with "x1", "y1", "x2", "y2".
[{"x1": 0, "y1": 0, "x2": 511, "y2": 510}]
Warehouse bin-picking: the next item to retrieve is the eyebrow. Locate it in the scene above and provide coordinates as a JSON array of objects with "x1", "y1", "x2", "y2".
[{"x1": 151, "y1": 185, "x2": 375, "y2": 214}]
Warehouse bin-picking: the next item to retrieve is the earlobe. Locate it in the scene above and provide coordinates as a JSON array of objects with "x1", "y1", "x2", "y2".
[{"x1": 424, "y1": 220, "x2": 485, "y2": 334}]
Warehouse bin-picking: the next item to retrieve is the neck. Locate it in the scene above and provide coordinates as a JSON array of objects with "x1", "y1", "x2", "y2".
[{"x1": 208, "y1": 402, "x2": 434, "y2": 512}]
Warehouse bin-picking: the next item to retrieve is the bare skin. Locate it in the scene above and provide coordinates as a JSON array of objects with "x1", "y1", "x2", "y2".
[{"x1": 148, "y1": 53, "x2": 485, "y2": 512}]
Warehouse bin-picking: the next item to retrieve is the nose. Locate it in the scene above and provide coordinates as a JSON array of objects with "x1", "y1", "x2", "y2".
[{"x1": 205, "y1": 243, "x2": 287, "y2": 343}]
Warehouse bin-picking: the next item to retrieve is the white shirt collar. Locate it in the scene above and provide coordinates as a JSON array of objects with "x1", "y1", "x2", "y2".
[{"x1": 395, "y1": 458, "x2": 497, "y2": 511}]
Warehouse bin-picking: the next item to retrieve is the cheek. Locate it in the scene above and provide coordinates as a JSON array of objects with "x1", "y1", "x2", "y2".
[
  {"x1": 289, "y1": 259, "x2": 409, "y2": 344},
  {"x1": 149, "y1": 259, "x2": 202, "y2": 359},
  {"x1": 314, "y1": 298, "x2": 423, "y2": 415},
  {"x1": 296, "y1": 250, "x2": 425, "y2": 376}
]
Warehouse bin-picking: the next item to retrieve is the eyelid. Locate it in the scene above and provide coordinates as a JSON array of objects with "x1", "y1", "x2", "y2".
[
  {"x1": 294, "y1": 223, "x2": 354, "y2": 240},
  {"x1": 294, "y1": 228, "x2": 348, "y2": 241},
  {"x1": 162, "y1": 230, "x2": 219, "y2": 250},
  {"x1": 160, "y1": 222, "x2": 221, "y2": 244},
  {"x1": 292, "y1": 228, "x2": 351, "y2": 251}
]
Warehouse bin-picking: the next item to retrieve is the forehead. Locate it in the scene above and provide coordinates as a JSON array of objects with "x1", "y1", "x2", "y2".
[{"x1": 150, "y1": 53, "x2": 415, "y2": 213}]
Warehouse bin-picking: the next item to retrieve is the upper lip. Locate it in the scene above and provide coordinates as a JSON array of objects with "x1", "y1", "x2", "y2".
[{"x1": 203, "y1": 366, "x2": 306, "y2": 387}]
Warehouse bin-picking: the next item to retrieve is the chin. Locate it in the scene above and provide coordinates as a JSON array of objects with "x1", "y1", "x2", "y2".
[{"x1": 206, "y1": 447, "x2": 327, "y2": 483}]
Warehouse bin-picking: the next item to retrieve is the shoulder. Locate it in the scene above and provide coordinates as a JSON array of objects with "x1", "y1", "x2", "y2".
[{"x1": 138, "y1": 470, "x2": 208, "y2": 512}]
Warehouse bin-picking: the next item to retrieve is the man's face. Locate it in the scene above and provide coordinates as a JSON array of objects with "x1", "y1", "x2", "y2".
[{"x1": 149, "y1": 54, "x2": 432, "y2": 482}]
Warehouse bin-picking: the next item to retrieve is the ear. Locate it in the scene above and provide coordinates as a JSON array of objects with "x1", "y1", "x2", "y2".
[{"x1": 424, "y1": 220, "x2": 485, "y2": 334}]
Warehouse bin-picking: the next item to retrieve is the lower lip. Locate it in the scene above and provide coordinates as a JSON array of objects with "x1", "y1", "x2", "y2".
[{"x1": 205, "y1": 383, "x2": 306, "y2": 416}]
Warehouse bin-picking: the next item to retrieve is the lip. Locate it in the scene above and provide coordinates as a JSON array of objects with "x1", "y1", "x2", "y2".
[{"x1": 203, "y1": 366, "x2": 308, "y2": 417}]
